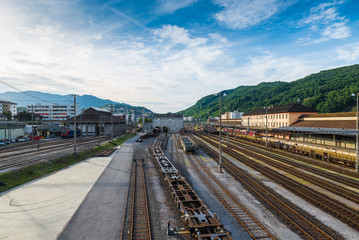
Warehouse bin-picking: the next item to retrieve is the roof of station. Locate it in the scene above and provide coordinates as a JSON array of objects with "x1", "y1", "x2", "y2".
[{"x1": 243, "y1": 103, "x2": 317, "y2": 116}]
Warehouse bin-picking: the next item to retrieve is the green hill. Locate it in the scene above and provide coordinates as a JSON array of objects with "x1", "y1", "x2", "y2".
[{"x1": 179, "y1": 64, "x2": 359, "y2": 119}]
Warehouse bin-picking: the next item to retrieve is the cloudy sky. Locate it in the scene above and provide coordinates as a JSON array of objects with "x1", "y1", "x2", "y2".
[{"x1": 0, "y1": 0, "x2": 358, "y2": 112}]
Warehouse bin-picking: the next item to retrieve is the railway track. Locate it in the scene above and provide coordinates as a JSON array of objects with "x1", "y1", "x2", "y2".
[
  {"x1": 123, "y1": 159, "x2": 151, "y2": 240},
  {"x1": 192, "y1": 132, "x2": 359, "y2": 232},
  {"x1": 229, "y1": 133, "x2": 359, "y2": 180},
  {"x1": 205, "y1": 133, "x2": 359, "y2": 205},
  {"x1": 190, "y1": 133, "x2": 341, "y2": 239},
  {"x1": 186, "y1": 152, "x2": 275, "y2": 239},
  {"x1": 0, "y1": 137, "x2": 111, "y2": 171}
]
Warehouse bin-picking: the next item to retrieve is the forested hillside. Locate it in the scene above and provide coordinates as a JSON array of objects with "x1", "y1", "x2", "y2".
[{"x1": 179, "y1": 64, "x2": 359, "y2": 119}]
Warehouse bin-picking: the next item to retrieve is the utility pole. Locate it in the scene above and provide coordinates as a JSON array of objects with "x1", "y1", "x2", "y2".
[
  {"x1": 142, "y1": 107, "x2": 145, "y2": 132},
  {"x1": 356, "y1": 93, "x2": 359, "y2": 172},
  {"x1": 31, "y1": 105, "x2": 34, "y2": 141},
  {"x1": 265, "y1": 107, "x2": 268, "y2": 148},
  {"x1": 219, "y1": 93, "x2": 223, "y2": 173},
  {"x1": 99, "y1": 118, "x2": 101, "y2": 146},
  {"x1": 355, "y1": 93, "x2": 359, "y2": 172},
  {"x1": 227, "y1": 111, "x2": 229, "y2": 148},
  {"x1": 71, "y1": 94, "x2": 79, "y2": 155},
  {"x1": 111, "y1": 105, "x2": 114, "y2": 139}
]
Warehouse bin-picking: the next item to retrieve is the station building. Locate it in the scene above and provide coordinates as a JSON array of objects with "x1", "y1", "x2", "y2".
[
  {"x1": 278, "y1": 112, "x2": 357, "y2": 150},
  {"x1": 67, "y1": 107, "x2": 126, "y2": 137},
  {"x1": 151, "y1": 113, "x2": 183, "y2": 133},
  {"x1": 242, "y1": 103, "x2": 318, "y2": 128}
]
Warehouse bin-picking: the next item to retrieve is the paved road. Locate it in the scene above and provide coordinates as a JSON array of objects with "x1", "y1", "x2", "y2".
[{"x1": 58, "y1": 137, "x2": 136, "y2": 240}]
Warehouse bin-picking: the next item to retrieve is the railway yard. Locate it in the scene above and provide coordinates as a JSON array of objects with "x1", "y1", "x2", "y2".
[{"x1": 0, "y1": 129, "x2": 359, "y2": 240}]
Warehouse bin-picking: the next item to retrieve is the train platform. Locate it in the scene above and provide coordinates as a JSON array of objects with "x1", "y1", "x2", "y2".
[
  {"x1": 58, "y1": 136, "x2": 137, "y2": 240},
  {"x1": 0, "y1": 136, "x2": 136, "y2": 240},
  {"x1": 266, "y1": 136, "x2": 356, "y2": 158}
]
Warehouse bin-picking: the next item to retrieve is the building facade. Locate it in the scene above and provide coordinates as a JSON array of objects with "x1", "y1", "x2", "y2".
[
  {"x1": 0, "y1": 100, "x2": 17, "y2": 117},
  {"x1": 67, "y1": 107, "x2": 126, "y2": 137},
  {"x1": 26, "y1": 104, "x2": 78, "y2": 121},
  {"x1": 183, "y1": 116, "x2": 193, "y2": 122},
  {"x1": 242, "y1": 103, "x2": 318, "y2": 129},
  {"x1": 152, "y1": 113, "x2": 183, "y2": 133}
]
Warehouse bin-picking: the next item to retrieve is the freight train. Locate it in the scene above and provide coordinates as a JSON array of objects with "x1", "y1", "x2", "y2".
[
  {"x1": 152, "y1": 136, "x2": 232, "y2": 240},
  {"x1": 61, "y1": 129, "x2": 81, "y2": 138}
]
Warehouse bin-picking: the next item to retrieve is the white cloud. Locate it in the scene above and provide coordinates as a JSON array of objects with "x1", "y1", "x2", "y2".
[
  {"x1": 0, "y1": 1, "x2": 321, "y2": 113},
  {"x1": 153, "y1": 25, "x2": 207, "y2": 48},
  {"x1": 213, "y1": 0, "x2": 294, "y2": 29},
  {"x1": 155, "y1": 0, "x2": 198, "y2": 14},
  {"x1": 209, "y1": 33, "x2": 228, "y2": 43},
  {"x1": 336, "y1": 42, "x2": 359, "y2": 61},
  {"x1": 235, "y1": 53, "x2": 318, "y2": 85},
  {"x1": 298, "y1": 1, "x2": 350, "y2": 44}
]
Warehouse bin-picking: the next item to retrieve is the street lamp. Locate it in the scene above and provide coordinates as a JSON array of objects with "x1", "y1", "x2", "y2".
[
  {"x1": 215, "y1": 92, "x2": 226, "y2": 173},
  {"x1": 352, "y1": 93, "x2": 359, "y2": 172}
]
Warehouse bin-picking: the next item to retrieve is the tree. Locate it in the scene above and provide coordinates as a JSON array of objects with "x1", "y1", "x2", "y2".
[
  {"x1": 16, "y1": 111, "x2": 32, "y2": 121},
  {"x1": 2, "y1": 111, "x2": 12, "y2": 120}
]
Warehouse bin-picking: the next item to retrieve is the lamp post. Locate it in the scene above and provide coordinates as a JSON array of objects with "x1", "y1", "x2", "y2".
[
  {"x1": 215, "y1": 92, "x2": 226, "y2": 173},
  {"x1": 352, "y1": 93, "x2": 359, "y2": 172}
]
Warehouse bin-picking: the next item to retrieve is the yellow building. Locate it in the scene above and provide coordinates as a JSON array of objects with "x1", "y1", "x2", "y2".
[{"x1": 242, "y1": 103, "x2": 318, "y2": 129}]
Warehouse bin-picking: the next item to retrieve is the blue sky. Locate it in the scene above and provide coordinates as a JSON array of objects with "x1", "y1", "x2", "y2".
[{"x1": 0, "y1": 0, "x2": 358, "y2": 112}]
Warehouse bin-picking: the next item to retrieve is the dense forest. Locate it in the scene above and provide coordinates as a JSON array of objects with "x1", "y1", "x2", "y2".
[{"x1": 179, "y1": 64, "x2": 359, "y2": 119}]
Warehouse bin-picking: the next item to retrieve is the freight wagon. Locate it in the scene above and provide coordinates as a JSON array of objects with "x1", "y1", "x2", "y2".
[{"x1": 181, "y1": 136, "x2": 199, "y2": 152}]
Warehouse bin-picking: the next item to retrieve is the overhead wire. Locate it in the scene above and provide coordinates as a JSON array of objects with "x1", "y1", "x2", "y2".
[{"x1": 0, "y1": 80, "x2": 73, "y2": 105}]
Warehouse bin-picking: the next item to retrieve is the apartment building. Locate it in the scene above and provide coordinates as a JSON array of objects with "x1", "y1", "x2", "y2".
[
  {"x1": 26, "y1": 104, "x2": 79, "y2": 121},
  {"x1": 0, "y1": 100, "x2": 17, "y2": 116}
]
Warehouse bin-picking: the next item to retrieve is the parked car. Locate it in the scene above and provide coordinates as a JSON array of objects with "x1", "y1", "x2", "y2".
[
  {"x1": 23, "y1": 137, "x2": 30, "y2": 141},
  {"x1": 0, "y1": 142, "x2": 5, "y2": 146},
  {"x1": 17, "y1": 138, "x2": 26, "y2": 142}
]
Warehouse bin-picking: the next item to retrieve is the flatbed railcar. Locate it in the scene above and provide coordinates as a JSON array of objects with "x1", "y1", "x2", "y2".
[
  {"x1": 180, "y1": 136, "x2": 199, "y2": 152},
  {"x1": 152, "y1": 136, "x2": 232, "y2": 239}
]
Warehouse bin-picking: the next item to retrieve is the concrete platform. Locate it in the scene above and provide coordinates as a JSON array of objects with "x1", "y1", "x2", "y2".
[
  {"x1": 0, "y1": 136, "x2": 136, "y2": 240},
  {"x1": 57, "y1": 137, "x2": 136, "y2": 240}
]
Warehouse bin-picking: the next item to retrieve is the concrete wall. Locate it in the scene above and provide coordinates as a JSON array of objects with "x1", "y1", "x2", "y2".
[
  {"x1": 0, "y1": 128, "x2": 25, "y2": 140},
  {"x1": 152, "y1": 118, "x2": 183, "y2": 133}
]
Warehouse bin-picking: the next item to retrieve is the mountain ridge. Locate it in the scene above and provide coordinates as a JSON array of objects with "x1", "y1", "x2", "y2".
[
  {"x1": 179, "y1": 64, "x2": 359, "y2": 119},
  {"x1": 0, "y1": 91, "x2": 151, "y2": 114}
]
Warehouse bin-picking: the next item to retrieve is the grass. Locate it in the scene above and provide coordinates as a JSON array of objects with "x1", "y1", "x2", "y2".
[{"x1": 0, "y1": 134, "x2": 134, "y2": 193}]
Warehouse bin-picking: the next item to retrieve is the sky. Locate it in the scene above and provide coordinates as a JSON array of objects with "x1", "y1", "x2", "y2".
[{"x1": 0, "y1": 0, "x2": 359, "y2": 113}]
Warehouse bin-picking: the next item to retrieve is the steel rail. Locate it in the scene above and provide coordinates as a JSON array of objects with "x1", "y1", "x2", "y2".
[
  {"x1": 205, "y1": 133, "x2": 359, "y2": 198},
  {"x1": 128, "y1": 159, "x2": 151, "y2": 240},
  {"x1": 187, "y1": 152, "x2": 275, "y2": 239},
  {"x1": 0, "y1": 138, "x2": 111, "y2": 171},
  {"x1": 229, "y1": 134, "x2": 359, "y2": 180},
  {"x1": 0, "y1": 137, "x2": 104, "y2": 159},
  {"x1": 190, "y1": 133, "x2": 335, "y2": 240},
  {"x1": 193, "y1": 132, "x2": 359, "y2": 232}
]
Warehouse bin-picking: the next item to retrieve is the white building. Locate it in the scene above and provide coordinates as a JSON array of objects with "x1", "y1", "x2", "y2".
[
  {"x1": 152, "y1": 113, "x2": 183, "y2": 133},
  {"x1": 0, "y1": 100, "x2": 17, "y2": 117},
  {"x1": 229, "y1": 111, "x2": 244, "y2": 119},
  {"x1": 26, "y1": 104, "x2": 79, "y2": 121},
  {"x1": 183, "y1": 116, "x2": 193, "y2": 122}
]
